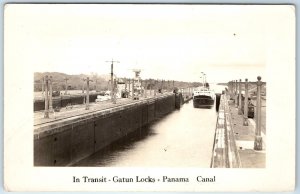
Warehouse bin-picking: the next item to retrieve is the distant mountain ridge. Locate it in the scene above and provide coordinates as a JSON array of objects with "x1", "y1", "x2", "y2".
[
  {"x1": 34, "y1": 72, "x2": 204, "y2": 92},
  {"x1": 34, "y1": 72, "x2": 111, "y2": 82},
  {"x1": 34, "y1": 72, "x2": 111, "y2": 91}
]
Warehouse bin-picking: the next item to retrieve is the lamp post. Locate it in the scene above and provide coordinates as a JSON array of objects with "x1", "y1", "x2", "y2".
[
  {"x1": 254, "y1": 76, "x2": 263, "y2": 150},
  {"x1": 105, "y1": 59, "x2": 119, "y2": 103},
  {"x1": 243, "y1": 78, "x2": 249, "y2": 126}
]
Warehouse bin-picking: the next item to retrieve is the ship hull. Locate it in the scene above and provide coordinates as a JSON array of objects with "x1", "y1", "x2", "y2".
[{"x1": 193, "y1": 95, "x2": 214, "y2": 108}]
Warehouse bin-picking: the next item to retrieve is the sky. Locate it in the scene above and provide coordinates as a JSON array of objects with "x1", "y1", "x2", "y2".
[{"x1": 5, "y1": 4, "x2": 294, "y2": 83}]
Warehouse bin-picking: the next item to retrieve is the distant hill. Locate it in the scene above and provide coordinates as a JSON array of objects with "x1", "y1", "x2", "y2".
[
  {"x1": 34, "y1": 72, "x2": 110, "y2": 92},
  {"x1": 34, "y1": 72, "x2": 202, "y2": 92}
]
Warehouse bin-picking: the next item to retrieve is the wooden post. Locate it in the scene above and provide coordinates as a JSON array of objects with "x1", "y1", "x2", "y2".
[
  {"x1": 49, "y1": 76, "x2": 53, "y2": 112},
  {"x1": 44, "y1": 75, "x2": 49, "y2": 118},
  {"x1": 243, "y1": 78, "x2": 249, "y2": 126},
  {"x1": 254, "y1": 76, "x2": 263, "y2": 150},
  {"x1": 238, "y1": 79, "x2": 242, "y2": 115}
]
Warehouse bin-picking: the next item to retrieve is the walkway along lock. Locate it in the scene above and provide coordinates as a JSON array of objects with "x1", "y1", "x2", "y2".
[{"x1": 254, "y1": 76, "x2": 263, "y2": 150}]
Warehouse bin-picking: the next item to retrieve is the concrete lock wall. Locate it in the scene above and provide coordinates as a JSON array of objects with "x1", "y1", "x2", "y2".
[{"x1": 34, "y1": 94, "x2": 176, "y2": 166}]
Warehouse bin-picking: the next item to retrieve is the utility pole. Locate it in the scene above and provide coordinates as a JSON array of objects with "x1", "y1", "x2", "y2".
[
  {"x1": 64, "y1": 77, "x2": 69, "y2": 95},
  {"x1": 105, "y1": 59, "x2": 119, "y2": 104},
  {"x1": 49, "y1": 76, "x2": 53, "y2": 112},
  {"x1": 44, "y1": 75, "x2": 49, "y2": 118},
  {"x1": 85, "y1": 77, "x2": 93, "y2": 110}
]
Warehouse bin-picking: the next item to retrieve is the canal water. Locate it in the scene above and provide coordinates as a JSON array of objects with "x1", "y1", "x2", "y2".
[{"x1": 74, "y1": 98, "x2": 219, "y2": 167}]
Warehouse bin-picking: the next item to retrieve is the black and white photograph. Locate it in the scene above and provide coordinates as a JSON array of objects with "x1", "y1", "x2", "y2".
[{"x1": 4, "y1": 3, "x2": 295, "y2": 192}]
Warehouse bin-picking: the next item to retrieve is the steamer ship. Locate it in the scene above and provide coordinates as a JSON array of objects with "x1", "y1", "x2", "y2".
[{"x1": 193, "y1": 75, "x2": 215, "y2": 108}]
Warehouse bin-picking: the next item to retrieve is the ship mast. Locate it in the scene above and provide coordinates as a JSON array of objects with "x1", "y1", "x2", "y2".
[{"x1": 201, "y1": 72, "x2": 206, "y2": 88}]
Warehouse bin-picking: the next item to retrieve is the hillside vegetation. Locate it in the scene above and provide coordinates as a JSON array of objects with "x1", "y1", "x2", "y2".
[{"x1": 34, "y1": 72, "x2": 202, "y2": 92}]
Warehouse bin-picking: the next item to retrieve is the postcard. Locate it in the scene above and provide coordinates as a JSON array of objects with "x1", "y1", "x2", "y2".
[{"x1": 4, "y1": 4, "x2": 295, "y2": 192}]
